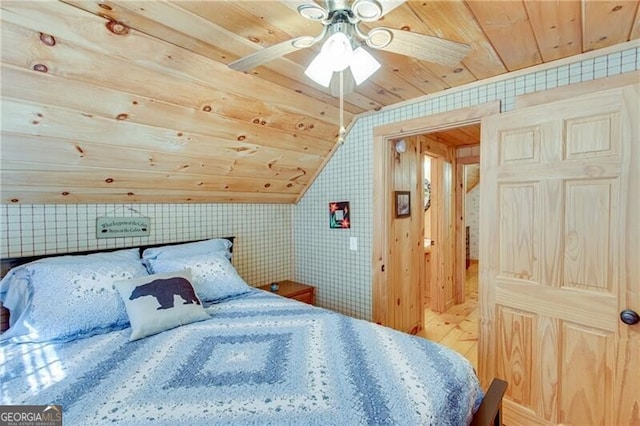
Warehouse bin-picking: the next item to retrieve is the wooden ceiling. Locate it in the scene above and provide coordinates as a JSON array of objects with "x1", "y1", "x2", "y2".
[
  {"x1": 1, "y1": 1, "x2": 638, "y2": 204},
  {"x1": 428, "y1": 123, "x2": 481, "y2": 148}
]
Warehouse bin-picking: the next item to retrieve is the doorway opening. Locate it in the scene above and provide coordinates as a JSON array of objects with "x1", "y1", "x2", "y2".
[{"x1": 371, "y1": 102, "x2": 499, "y2": 364}]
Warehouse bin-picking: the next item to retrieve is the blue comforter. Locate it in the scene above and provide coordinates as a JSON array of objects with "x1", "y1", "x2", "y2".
[{"x1": 1, "y1": 289, "x2": 482, "y2": 425}]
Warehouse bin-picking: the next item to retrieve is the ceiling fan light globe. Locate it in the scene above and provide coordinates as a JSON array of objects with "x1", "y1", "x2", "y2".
[
  {"x1": 350, "y1": 47, "x2": 381, "y2": 85},
  {"x1": 304, "y1": 53, "x2": 334, "y2": 87},
  {"x1": 352, "y1": 0, "x2": 383, "y2": 21},
  {"x1": 321, "y1": 32, "x2": 353, "y2": 71}
]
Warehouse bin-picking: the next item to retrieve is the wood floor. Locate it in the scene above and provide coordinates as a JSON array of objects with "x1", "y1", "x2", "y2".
[{"x1": 420, "y1": 262, "x2": 479, "y2": 370}]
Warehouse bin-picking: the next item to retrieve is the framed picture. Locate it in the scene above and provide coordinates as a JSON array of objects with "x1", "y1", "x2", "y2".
[
  {"x1": 394, "y1": 191, "x2": 411, "y2": 218},
  {"x1": 329, "y1": 201, "x2": 350, "y2": 229}
]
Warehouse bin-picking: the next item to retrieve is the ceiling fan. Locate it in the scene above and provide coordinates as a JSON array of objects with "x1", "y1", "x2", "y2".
[{"x1": 228, "y1": 0, "x2": 471, "y2": 91}]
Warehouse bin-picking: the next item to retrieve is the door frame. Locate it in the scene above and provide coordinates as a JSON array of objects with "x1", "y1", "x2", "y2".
[{"x1": 372, "y1": 101, "x2": 500, "y2": 327}]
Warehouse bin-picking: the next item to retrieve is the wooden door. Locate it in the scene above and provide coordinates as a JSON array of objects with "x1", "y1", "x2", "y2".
[{"x1": 479, "y1": 80, "x2": 639, "y2": 425}]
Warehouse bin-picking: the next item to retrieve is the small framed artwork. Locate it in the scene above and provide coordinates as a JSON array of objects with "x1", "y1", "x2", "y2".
[
  {"x1": 395, "y1": 191, "x2": 411, "y2": 218},
  {"x1": 329, "y1": 201, "x2": 350, "y2": 229}
]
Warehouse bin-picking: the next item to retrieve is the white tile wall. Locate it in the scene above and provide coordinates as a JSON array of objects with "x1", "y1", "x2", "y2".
[
  {"x1": 0, "y1": 203, "x2": 293, "y2": 287},
  {"x1": 293, "y1": 44, "x2": 639, "y2": 320},
  {"x1": 465, "y1": 186, "x2": 480, "y2": 260}
]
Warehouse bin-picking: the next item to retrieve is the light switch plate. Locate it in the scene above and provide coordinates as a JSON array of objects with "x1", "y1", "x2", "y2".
[{"x1": 349, "y1": 236, "x2": 358, "y2": 251}]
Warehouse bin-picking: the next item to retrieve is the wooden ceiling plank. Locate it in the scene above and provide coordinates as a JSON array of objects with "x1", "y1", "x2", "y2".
[
  {"x1": 174, "y1": 1, "x2": 301, "y2": 48},
  {"x1": 1, "y1": 166, "x2": 303, "y2": 195},
  {"x1": 355, "y1": 50, "x2": 445, "y2": 100},
  {"x1": 525, "y1": 0, "x2": 582, "y2": 62},
  {"x1": 1, "y1": 89, "x2": 331, "y2": 160},
  {"x1": 5, "y1": 1, "x2": 352, "y2": 125},
  {"x1": 631, "y1": 1, "x2": 640, "y2": 39},
  {"x1": 465, "y1": 0, "x2": 543, "y2": 71},
  {"x1": 406, "y1": 0, "x2": 507, "y2": 80},
  {"x1": 197, "y1": 1, "x2": 386, "y2": 111},
  {"x1": 61, "y1": 0, "x2": 367, "y2": 114},
  {"x1": 231, "y1": 0, "x2": 324, "y2": 37},
  {"x1": 373, "y1": 54, "x2": 451, "y2": 95},
  {"x1": 0, "y1": 101, "x2": 321, "y2": 179},
  {"x1": 0, "y1": 134, "x2": 314, "y2": 184},
  {"x1": 0, "y1": 22, "x2": 338, "y2": 154},
  {"x1": 459, "y1": 124, "x2": 481, "y2": 141},
  {"x1": 366, "y1": 2, "x2": 477, "y2": 86},
  {"x1": 105, "y1": 0, "x2": 369, "y2": 113},
  {"x1": 2, "y1": 187, "x2": 298, "y2": 205},
  {"x1": 1, "y1": 64, "x2": 334, "y2": 157},
  {"x1": 582, "y1": 0, "x2": 639, "y2": 51}
]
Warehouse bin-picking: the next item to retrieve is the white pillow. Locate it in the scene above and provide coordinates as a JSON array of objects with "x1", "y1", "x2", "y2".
[
  {"x1": 148, "y1": 252, "x2": 252, "y2": 303},
  {"x1": 1, "y1": 248, "x2": 148, "y2": 343},
  {"x1": 142, "y1": 238, "x2": 232, "y2": 263},
  {"x1": 114, "y1": 270, "x2": 210, "y2": 341}
]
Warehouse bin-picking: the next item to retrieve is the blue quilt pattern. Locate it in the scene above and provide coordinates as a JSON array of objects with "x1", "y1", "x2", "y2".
[{"x1": 1, "y1": 290, "x2": 483, "y2": 425}]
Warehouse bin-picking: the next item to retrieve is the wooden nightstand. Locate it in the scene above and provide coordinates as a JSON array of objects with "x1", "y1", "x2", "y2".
[{"x1": 258, "y1": 280, "x2": 315, "y2": 306}]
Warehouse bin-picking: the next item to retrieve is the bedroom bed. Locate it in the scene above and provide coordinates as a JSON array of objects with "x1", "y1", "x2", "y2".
[{"x1": 0, "y1": 238, "x2": 506, "y2": 425}]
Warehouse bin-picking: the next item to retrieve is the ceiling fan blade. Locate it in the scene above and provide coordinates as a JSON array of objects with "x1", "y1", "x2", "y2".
[
  {"x1": 228, "y1": 35, "x2": 317, "y2": 72},
  {"x1": 368, "y1": 27, "x2": 470, "y2": 67},
  {"x1": 377, "y1": 0, "x2": 406, "y2": 17}
]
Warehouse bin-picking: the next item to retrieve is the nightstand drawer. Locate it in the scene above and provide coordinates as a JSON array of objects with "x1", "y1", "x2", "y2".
[
  {"x1": 290, "y1": 291, "x2": 314, "y2": 305},
  {"x1": 258, "y1": 280, "x2": 315, "y2": 306}
]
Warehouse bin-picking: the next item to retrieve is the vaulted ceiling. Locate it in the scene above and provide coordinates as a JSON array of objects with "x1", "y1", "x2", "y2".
[{"x1": 1, "y1": 1, "x2": 638, "y2": 204}]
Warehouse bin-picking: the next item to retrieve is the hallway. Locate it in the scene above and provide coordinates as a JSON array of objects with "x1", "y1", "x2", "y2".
[{"x1": 420, "y1": 262, "x2": 478, "y2": 370}]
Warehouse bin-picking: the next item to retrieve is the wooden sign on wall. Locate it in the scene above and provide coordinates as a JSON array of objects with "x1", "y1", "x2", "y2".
[{"x1": 96, "y1": 217, "x2": 150, "y2": 238}]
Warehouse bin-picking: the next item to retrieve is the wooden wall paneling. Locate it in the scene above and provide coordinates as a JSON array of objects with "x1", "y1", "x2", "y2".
[
  {"x1": 442, "y1": 158, "x2": 455, "y2": 310},
  {"x1": 466, "y1": 0, "x2": 542, "y2": 71},
  {"x1": 388, "y1": 135, "x2": 423, "y2": 334},
  {"x1": 524, "y1": 0, "x2": 582, "y2": 62},
  {"x1": 454, "y1": 158, "x2": 466, "y2": 305},
  {"x1": 421, "y1": 135, "x2": 457, "y2": 313},
  {"x1": 429, "y1": 150, "x2": 444, "y2": 312},
  {"x1": 582, "y1": 0, "x2": 640, "y2": 51}
]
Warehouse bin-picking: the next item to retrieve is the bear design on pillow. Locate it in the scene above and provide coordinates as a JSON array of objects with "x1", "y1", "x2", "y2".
[{"x1": 129, "y1": 277, "x2": 201, "y2": 310}]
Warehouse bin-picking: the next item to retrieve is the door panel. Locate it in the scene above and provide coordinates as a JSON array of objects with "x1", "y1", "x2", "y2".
[{"x1": 479, "y1": 79, "x2": 639, "y2": 425}]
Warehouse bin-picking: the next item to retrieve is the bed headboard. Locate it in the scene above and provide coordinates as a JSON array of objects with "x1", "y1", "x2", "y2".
[{"x1": 0, "y1": 237, "x2": 235, "y2": 332}]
